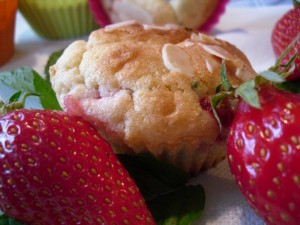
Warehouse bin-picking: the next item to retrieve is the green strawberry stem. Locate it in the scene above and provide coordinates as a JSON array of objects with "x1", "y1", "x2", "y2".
[
  {"x1": 270, "y1": 33, "x2": 300, "y2": 78},
  {"x1": 212, "y1": 34, "x2": 300, "y2": 130},
  {"x1": 0, "y1": 91, "x2": 39, "y2": 116},
  {"x1": 294, "y1": 0, "x2": 300, "y2": 7}
]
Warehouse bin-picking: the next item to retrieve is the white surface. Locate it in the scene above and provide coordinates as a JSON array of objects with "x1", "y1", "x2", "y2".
[
  {"x1": 0, "y1": 4, "x2": 294, "y2": 225},
  {"x1": 229, "y1": 0, "x2": 291, "y2": 6}
]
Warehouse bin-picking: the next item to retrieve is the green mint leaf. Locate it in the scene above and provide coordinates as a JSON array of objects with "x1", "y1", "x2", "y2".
[
  {"x1": 118, "y1": 154, "x2": 205, "y2": 224},
  {"x1": 0, "y1": 214, "x2": 26, "y2": 225},
  {"x1": 0, "y1": 67, "x2": 61, "y2": 110},
  {"x1": 118, "y1": 153, "x2": 189, "y2": 200},
  {"x1": 276, "y1": 78, "x2": 300, "y2": 93},
  {"x1": 148, "y1": 185, "x2": 205, "y2": 225},
  {"x1": 44, "y1": 48, "x2": 65, "y2": 81},
  {"x1": 32, "y1": 70, "x2": 61, "y2": 110},
  {"x1": 236, "y1": 80, "x2": 261, "y2": 109},
  {"x1": 258, "y1": 70, "x2": 285, "y2": 83}
]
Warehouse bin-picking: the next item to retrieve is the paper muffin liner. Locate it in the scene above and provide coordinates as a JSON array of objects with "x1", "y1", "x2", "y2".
[
  {"x1": 18, "y1": 0, "x2": 99, "y2": 39},
  {"x1": 111, "y1": 140, "x2": 226, "y2": 175},
  {"x1": 161, "y1": 143, "x2": 227, "y2": 175}
]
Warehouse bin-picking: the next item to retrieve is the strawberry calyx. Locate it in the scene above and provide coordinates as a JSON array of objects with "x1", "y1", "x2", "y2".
[
  {"x1": 0, "y1": 91, "x2": 39, "y2": 116},
  {"x1": 294, "y1": 0, "x2": 300, "y2": 7},
  {"x1": 212, "y1": 34, "x2": 300, "y2": 130}
]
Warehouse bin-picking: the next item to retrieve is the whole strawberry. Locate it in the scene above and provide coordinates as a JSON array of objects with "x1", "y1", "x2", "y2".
[
  {"x1": 271, "y1": 5, "x2": 300, "y2": 80},
  {"x1": 227, "y1": 84, "x2": 300, "y2": 224},
  {"x1": 211, "y1": 34, "x2": 300, "y2": 225},
  {"x1": 0, "y1": 109, "x2": 155, "y2": 225}
]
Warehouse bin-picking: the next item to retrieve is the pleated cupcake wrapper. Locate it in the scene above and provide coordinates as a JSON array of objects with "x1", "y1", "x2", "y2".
[
  {"x1": 18, "y1": 1, "x2": 99, "y2": 39},
  {"x1": 111, "y1": 140, "x2": 226, "y2": 175},
  {"x1": 161, "y1": 143, "x2": 227, "y2": 175}
]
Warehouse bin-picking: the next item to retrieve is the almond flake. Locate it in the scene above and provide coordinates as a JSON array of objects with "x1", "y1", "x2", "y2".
[
  {"x1": 162, "y1": 44, "x2": 194, "y2": 77},
  {"x1": 205, "y1": 54, "x2": 220, "y2": 74},
  {"x1": 105, "y1": 20, "x2": 138, "y2": 32},
  {"x1": 143, "y1": 23, "x2": 180, "y2": 31},
  {"x1": 191, "y1": 33, "x2": 219, "y2": 45},
  {"x1": 112, "y1": 1, "x2": 153, "y2": 24}
]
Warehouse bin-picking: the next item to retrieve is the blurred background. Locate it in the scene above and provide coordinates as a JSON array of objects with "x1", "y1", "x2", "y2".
[{"x1": 229, "y1": 0, "x2": 292, "y2": 6}]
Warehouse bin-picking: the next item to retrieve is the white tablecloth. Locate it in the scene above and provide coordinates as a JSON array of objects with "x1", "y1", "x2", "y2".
[{"x1": 0, "y1": 3, "x2": 294, "y2": 225}]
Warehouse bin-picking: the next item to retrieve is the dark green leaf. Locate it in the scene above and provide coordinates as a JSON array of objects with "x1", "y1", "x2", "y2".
[
  {"x1": 276, "y1": 78, "x2": 300, "y2": 93},
  {"x1": 118, "y1": 153, "x2": 189, "y2": 200},
  {"x1": 148, "y1": 185, "x2": 205, "y2": 225},
  {"x1": 44, "y1": 48, "x2": 65, "y2": 81},
  {"x1": 236, "y1": 80, "x2": 261, "y2": 109},
  {"x1": 0, "y1": 67, "x2": 61, "y2": 110},
  {"x1": 8, "y1": 91, "x2": 22, "y2": 103},
  {"x1": 32, "y1": 70, "x2": 61, "y2": 110},
  {"x1": 0, "y1": 214, "x2": 26, "y2": 225},
  {"x1": 118, "y1": 154, "x2": 205, "y2": 225}
]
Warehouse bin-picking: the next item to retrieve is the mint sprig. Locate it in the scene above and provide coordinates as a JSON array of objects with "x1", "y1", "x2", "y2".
[{"x1": 0, "y1": 67, "x2": 61, "y2": 110}]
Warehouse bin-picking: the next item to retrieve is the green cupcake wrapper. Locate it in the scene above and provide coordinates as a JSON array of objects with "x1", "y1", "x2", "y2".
[{"x1": 18, "y1": 0, "x2": 99, "y2": 39}]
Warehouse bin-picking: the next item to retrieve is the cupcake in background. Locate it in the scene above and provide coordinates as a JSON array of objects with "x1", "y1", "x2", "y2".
[
  {"x1": 0, "y1": 0, "x2": 18, "y2": 66},
  {"x1": 18, "y1": 0, "x2": 99, "y2": 40},
  {"x1": 89, "y1": 0, "x2": 229, "y2": 33}
]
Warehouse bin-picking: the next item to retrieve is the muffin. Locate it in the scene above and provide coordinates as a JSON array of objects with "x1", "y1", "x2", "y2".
[
  {"x1": 50, "y1": 21, "x2": 255, "y2": 174},
  {"x1": 89, "y1": 0, "x2": 229, "y2": 32},
  {"x1": 18, "y1": 0, "x2": 99, "y2": 39}
]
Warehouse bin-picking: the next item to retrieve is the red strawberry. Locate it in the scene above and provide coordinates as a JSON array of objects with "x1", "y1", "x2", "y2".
[
  {"x1": 0, "y1": 109, "x2": 155, "y2": 225},
  {"x1": 271, "y1": 6, "x2": 300, "y2": 80},
  {"x1": 227, "y1": 84, "x2": 300, "y2": 224},
  {"x1": 211, "y1": 35, "x2": 300, "y2": 225}
]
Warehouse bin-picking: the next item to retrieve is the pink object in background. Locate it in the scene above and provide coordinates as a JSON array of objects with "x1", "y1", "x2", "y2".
[{"x1": 88, "y1": 0, "x2": 229, "y2": 33}]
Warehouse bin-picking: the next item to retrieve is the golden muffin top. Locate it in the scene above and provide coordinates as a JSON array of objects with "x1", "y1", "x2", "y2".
[{"x1": 50, "y1": 21, "x2": 255, "y2": 172}]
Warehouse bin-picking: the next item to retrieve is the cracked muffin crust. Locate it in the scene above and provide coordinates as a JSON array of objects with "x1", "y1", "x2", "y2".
[{"x1": 50, "y1": 21, "x2": 255, "y2": 174}]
